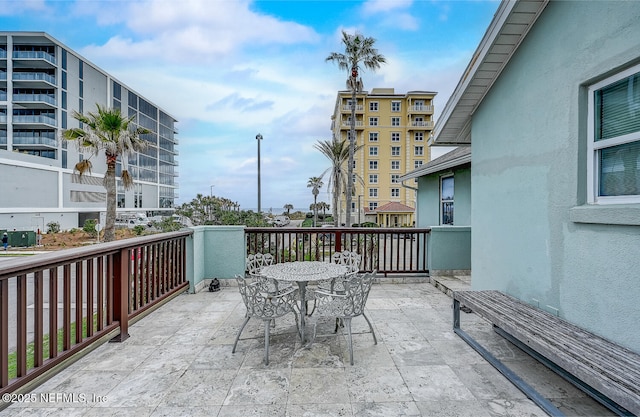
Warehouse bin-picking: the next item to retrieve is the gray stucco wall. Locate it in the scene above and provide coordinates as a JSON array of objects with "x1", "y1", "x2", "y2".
[{"x1": 471, "y1": 1, "x2": 640, "y2": 351}]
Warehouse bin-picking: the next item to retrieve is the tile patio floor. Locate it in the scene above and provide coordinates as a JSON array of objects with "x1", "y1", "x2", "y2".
[{"x1": 1, "y1": 276, "x2": 614, "y2": 416}]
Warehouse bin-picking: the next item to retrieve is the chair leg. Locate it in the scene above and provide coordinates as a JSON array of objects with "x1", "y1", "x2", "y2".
[
  {"x1": 344, "y1": 318, "x2": 354, "y2": 366},
  {"x1": 232, "y1": 316, "x2": 251, "y2": 353},
  {"x1": 363, "y1": 313, "x2": 377, "y2": 345},
  {"x1": 264, "y1": 319, "x2": 271, "y2": 365}
]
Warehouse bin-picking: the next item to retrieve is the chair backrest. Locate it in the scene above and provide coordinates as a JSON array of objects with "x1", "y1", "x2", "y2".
[
  {"x1": 246, "y1": 253, "x2": 274, "y2": 276},
  {"x1": 331, "y1": 251, "x2": 361, "y2": 273},
  {"x1": 343, "y1": 270, "x2": 375, "y2": 316},
  {"x1": 234, "y1": 274, "x2": 297, "y2": 319}
]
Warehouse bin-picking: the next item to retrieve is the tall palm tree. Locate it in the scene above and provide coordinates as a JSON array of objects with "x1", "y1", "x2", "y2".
[
  {"x1": 326, "y1": 30, "x2": 386, "y2": 226},
  {"x1": 307, "y1": 177, "x2": 323, "y2": 227},
  {"x1": 315, "y1": 136, "x2": 364, "y2": 226},
  {"x1": 283, "y1": 203, "x2": 294, "y2": 216},
  {"x1": 62, "y1": 104, "x2": 150, "y2": 242}
]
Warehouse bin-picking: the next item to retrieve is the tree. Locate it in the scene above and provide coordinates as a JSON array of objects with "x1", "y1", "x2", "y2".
[
  {"x1": 307, "y1": 176, "x2": 323, "y2": 227},
  {"x1": 326, "y1": 30, "x2": 386, "y2": 226},
  {"x1": 283, "y1": 203, "x2": 294, "y2": 216},
  {"x1": 314, "y1": 136, "x2": 363, "y2": 226},
  {"x1": 62, "y1": 105, "x2": 150, "y2": 242}
]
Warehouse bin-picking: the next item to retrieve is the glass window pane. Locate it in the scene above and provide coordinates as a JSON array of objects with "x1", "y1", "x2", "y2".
[
  {"x1": 441, "y1": 176, "x2": 454, "y2": 200},
  {"x1": 595, "y1": 72, "x2": 640, "y2": 141},
  {"x1": 599, "y1": 141, "x2": 640, "y2": 196}
]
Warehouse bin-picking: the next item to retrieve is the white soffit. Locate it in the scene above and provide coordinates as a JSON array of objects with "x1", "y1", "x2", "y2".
[{"x1": 430, "y1": 0, "x2": 548, "y2": 146}]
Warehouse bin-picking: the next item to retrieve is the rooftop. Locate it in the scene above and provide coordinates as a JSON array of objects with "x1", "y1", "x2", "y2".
[{"x1": 3, "y1": 276, "x2": 612, "y2": 416}]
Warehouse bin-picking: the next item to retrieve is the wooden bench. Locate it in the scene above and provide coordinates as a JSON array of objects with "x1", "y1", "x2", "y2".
[{"x1": 453, "y1": 290, "x2": 640, "y2": 417}]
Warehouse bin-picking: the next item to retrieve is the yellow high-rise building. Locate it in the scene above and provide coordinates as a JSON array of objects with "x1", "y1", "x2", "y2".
[{"x1": 330, "y1": 88, "x2": 436, "y2": 226}]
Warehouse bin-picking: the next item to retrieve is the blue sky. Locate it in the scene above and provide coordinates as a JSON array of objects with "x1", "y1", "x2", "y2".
[{"x1": 2, "y1": 0, "x2": 498, "y2": 211}]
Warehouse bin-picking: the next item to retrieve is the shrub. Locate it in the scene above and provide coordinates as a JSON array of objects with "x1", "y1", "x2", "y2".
[
  {"x1": 83, "y1": 219, "x2": 98, "y2": 237},
  {"x1": 46, "y1": 221, "x2": 60, "y2": 234},
  {"x1": 133, "y1": 225, "x2": 146, "y2": 236}
]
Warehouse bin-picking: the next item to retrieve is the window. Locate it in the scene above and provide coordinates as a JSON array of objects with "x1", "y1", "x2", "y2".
[
  {"x1": 588, "y1": 65, "x2": 640, "y2": 203},
  {"x1": 415, "y1": 146, "x2": 424, "y2": 156},
  {"x1": 391, "y1": 160, "x2": 400, "y2": 170},
  {"x1": 391, "y1": 174, "x2": 399, "y2": 183},
  {"x1": 369, "y1": 160, "x2": 378, "y2": 170},
  {"x1": 369, "y1": 146, "x2": 378, "y2": 156},
  {"x1": 391, "y1": 132, "x2": 400, "y2": 142},
  {"x1": 441, "y1": 175, "x2": 454, "y2": 225},
  {"x1": 369, "y1": 132, "x2": 378, "y2": 142},
  {"x1": 415, "y1": 132, "x2": 424, "y2": 141},
  {"x1": 391, "y1": 101, "x2": 401, "y2": 112},
  {"x1": 391, "y1": 188, "x2": 400, "y2": 197},
  {"x1": 414, "y1": 160, "x2": 423, "y2": 169},
  {"x1": 369, "y1": 202, "x2": 378, "y2": 210},
  {"x1": 391, "y1": 146, "x2": 400, "y2": 156},
  {"x1": 369, "y1": 117, "x2": 378, "y2": 126},
  {"x1": 369, "y1": 101, "x2": 378, "y2": 111},
  {"x1": 391, "y1": 117, "x2": 400, "y2": 127},
  {"x1": 413, "y1": 100, "x2": 424, "y2": 110},
  {"x1": 369, "y1": 174, "x2": 378, "y2": 184},
  {"x1": 369, "y1": 188, "x2": 378, "y2": 198}
]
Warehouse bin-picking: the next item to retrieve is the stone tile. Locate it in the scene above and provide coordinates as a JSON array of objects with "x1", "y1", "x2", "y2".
[
  {"x1": 451, "y1": 364, "x2": 526, "y2": 400},
  {"x1": 415, "y1": 400, "x2": 493, "y2": 417},
  {"x1": 189, "y1": 344, "x2": 247, "y2": 370},
  {"x1": 218, "y1": 404, "x2": 285, "y2": 416},
  {"x1": 386, "y1": 340, "x2": 446, "y2": 367},
  {"x1": 158, "y1": 369, "x2": 238, "y2": 407},
  {"x1": 92, "y1": 369, "x2": 183, "y2": 408},
  {"x1": 287, "y1": 403, "x2": 352, "y2": 417},
  {"x1": 288, "y1": 368, "x2": 350, "y2": 405},
  {"x1": 484, "y1": 398, "x2": 549, "y2": 416},
  {"x1": 150, "y1": 406, "x2": 221, "y2": 417},
  {"x1": 352, "y1": 401, "x2": 421, "y2": 417},
  {"x1": 399, "y1": 365, "x2": 476, "y2": 402},
  {"x1": 224, "y1": 368, "x2": 291, "y2": 406},
  {"x1": 136, "y1": 344, "x2": 203, "y2": 372},
  {"x1": 345, "y1": 367, "x2": 413, "y2": 403}
]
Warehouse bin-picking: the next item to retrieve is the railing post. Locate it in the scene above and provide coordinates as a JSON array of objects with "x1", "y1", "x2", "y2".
[
  {"x1": 335, "y1": 230, "x2": 342, "y2": 252},
  {"x1": 110, "y1": 248, "x2": 130, "y2": 342}
]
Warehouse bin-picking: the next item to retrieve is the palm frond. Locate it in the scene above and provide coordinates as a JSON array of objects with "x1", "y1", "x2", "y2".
[
  {"x1": 74, "y1": 159, "x2": 93, "y2": 176},
  {"x1": 121, "y1": 170, "x2": 134, "y2": 190}
]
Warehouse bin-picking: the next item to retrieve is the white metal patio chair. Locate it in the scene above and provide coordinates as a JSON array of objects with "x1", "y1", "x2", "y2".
[
  {"x1": 232, "y1": 274, "x2": 300, "y2": 365},
  {"x1": 307, "y1": 271, "x2": 378, "y2": 365},
  {"x1": 246, "y1": 253, "x2": 293, "y2": 294}
]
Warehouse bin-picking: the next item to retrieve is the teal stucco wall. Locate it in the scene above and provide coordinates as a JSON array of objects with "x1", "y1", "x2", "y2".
[
  {"x1": 186, "y1": 226, "x2": 246, "y2": 292},
  {"x1": 470, "y1": 1, "x2": 640, "y2": 352},
  {"x1": 416, "y1": 166, "x2": 471, "y2": 228}
]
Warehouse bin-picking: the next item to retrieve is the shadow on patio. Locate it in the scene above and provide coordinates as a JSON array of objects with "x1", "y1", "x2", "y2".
[{"x1": 2, "y1": 276, "x2": 612, "y2": 417}]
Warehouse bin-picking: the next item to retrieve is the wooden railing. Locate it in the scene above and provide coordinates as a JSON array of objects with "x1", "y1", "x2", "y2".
[
  {"x1": 0, "y1": 230, "x2": 191, "y2": 399},
  {"x1": 245, "y1": 227, "x2": 430, "y2": 275}
]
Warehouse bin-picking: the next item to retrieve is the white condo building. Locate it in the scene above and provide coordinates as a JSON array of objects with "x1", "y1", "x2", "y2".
[{"x1": 0, "y1": 32, "x2": 178, "y2": 232}]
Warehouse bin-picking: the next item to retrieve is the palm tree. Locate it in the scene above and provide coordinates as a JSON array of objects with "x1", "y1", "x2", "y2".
[
  {"x1": 62, "y1": 104, "x2": 150, "y2": 242},
  {"x1": 307, "y1": 177, "x2": 323, "y2": 227},
  {"x1": 326, "y1": 30, "x2": 386, "y2": 226},
  {"x1": 315, "y1": 136, "x2": 364, "y2": 226},
  {"x1": 283, "y1": 203, "x2": 294, "y2": 216}
]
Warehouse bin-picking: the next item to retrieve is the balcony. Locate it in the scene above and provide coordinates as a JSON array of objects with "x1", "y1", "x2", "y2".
[
  {"x1": 409, "y1": 120, "x2": 434, "y2": 129},
  {"x1": 12, "y1": 115, "x2": 57, "y2": 127},
  {"x1": 13, "y1": 94, "x2": 56, "y2": 107},
  {"x1": 341, "y1": 104, "x2": 364, "y2": 113},
  {"x1": 12, "y1": 72, "x2": 56, "y2": 87},
  {"x1": 409, "y1": 104, "x2": 434, "y2": 114},
  {"x1": 340, "y1": 120, "x2": 364, "y2": 129},
  {"x1": 12, "y1": 51, "x2": 56, "y2": 66},
  {"x1": 12, "y1": 135, "x2": 57, "y2": 148},
  {"x1": 0, "y1": 225, "x2": 611, "y2": 415}
]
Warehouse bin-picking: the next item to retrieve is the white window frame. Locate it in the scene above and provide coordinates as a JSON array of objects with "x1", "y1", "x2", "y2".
[
  {"x1": 369, "y1": 146, "x2": 378, "y2": 156},
  {"x1": 369, "y1": 174, "x2": 378, "y2": 184},
  {"x1": 415, "y1": 146, "x2": 424, "y2": 156},
  {"x1": 369, "y1": 160, "x2": 378, "y2": 170},
  {"x1": 369, "y1": 101, "x2": 378, "y2": 112},
  {"x1": 369, "y1": 132, "x2": 378, "y2": 142},
  {"x1": 391, "y1": 101, "x2": 401, "y2": 112},
  {"x1": 414, "y1": 132, "x2": 424, "y2": 141},
  {"x1": 369, "y1": 188, "x2": 378, "y2": 198},
  {"x1": 440, "y1": 174, "x2": 454, "y2": 225},
  {"x1": 391, "y1": 146, "x2": 400, "y2": 156},
  {"x1": 391, "y1": 132, "x2": 400, "y2": 142},
  {"x1": 414, "y1": 160, "x2": 423, "y2": 169},
  {"x1": 391, "y1": 160, "x2": 400, "y2": 170},
  {"x1": 369, "y1": 202, "x2": 378, "y2": 210},
  {"x1": 391, "y1": 174, "x2": 399, "y2": 183},
  {"x1": 391, "y1": 117, "x2": 400, "y2": 127},
  {"x1": 369, "y1": 117, "x2": 378, "y2": 126},
  {"x1": 587, "y1": 64, "x2": 640, "y2": 204},
  {"x1": 391, "y1": 188, "x2": 400, "y2": 197}
]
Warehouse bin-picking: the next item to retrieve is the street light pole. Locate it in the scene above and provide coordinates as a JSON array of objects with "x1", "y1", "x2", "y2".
[
  {"x1": 256, "y1": 133, "x2": 263, "y2": 213},
  {"x1": 210, "y1": 185, "x2": 214, "y2": 198}
]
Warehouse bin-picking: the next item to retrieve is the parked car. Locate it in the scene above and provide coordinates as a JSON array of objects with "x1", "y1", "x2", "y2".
[{"x1": 273, "y1": 216, "x2": 290, "y2": 227}]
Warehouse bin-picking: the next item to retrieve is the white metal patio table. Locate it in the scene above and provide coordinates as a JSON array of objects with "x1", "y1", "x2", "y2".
[{"x1": 260, "y1": 261, "x2": 347, "y2": 342}]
